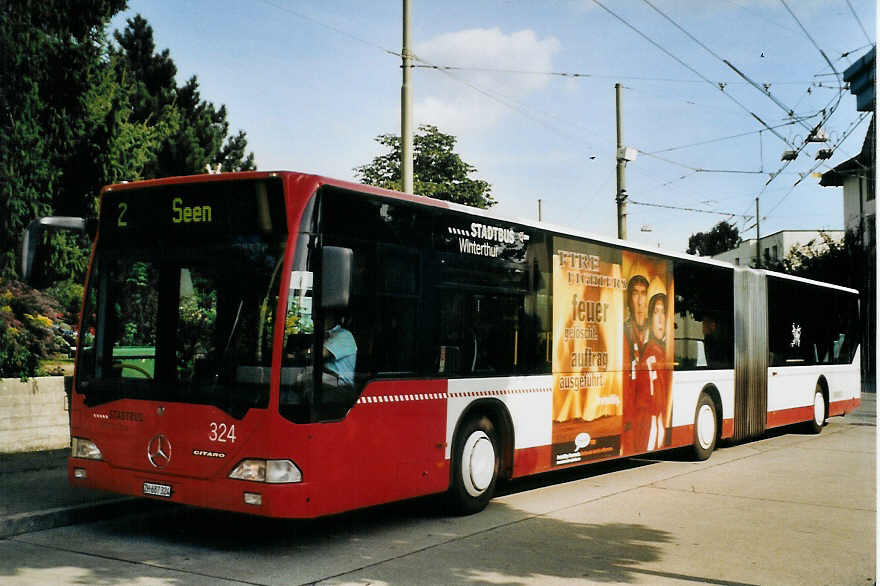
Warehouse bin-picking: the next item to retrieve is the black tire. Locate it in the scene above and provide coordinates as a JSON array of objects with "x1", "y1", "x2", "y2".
[
  {"x1": 806, "y1": 384, "x2": 826, "y2": 434},
  {"x1": 692, "y1": 393, "x2": 717, "y2": 461},
  {"x1": 448, "y1": 415, "x2": 499, "y2": 515}
]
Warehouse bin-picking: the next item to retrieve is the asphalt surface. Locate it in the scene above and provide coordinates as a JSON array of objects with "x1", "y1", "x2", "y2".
[{"x1": 0, "y1": 392, "x2": 874, "y2": 540}]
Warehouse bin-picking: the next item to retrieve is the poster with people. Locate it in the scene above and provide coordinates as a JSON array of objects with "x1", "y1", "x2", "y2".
[{"x1": 551, "y1": 241, "x2": 674, "y2": 466}]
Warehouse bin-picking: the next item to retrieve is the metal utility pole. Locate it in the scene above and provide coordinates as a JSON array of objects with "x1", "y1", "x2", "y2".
[
  {"x1": 615, "y1": 83, "x2": 627, "y2": 240},
  {"x1": 400, "y1": 0, "x2": 414, "y2": 194},
  {"x1": 755, "y1": 197, "x2": 761, "y2": 268},
  {"x1": 537, "y1": 198, "x2": 542, "y2": 222}
]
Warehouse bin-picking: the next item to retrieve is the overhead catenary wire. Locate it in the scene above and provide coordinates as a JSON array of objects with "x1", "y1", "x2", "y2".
[
  {"x1": 844, "y1": 0, "x2": 872, "y2": 46},
  {"x1": 758, "y1": 84, "x2": 848, "y2": 193},
  {"x1": 629, "y1": 199, "x2": 753, "y2": 219},
  {"x1": 640, "y1": 0, "x2": 815, "y2": 135},
  {"x1": 838, "y1": 43, "x2": 875, "y2": 61},
  {"x1": 638, "y1": 150, "x2": 779, "y2": 175},
  {"x1": 623, "y1": 84, "x2": 753, "y2": 118},
  {"x1": 643, "y1": 120, "x2": 802, "y2": 155},
  {"x1": 257, "y1": 0, "x2": 602, "y2": 155},
  {"x1": 722, "y1": 60, "x2": 815, "y2": 133},
  {"x1": 619, "y1": 0, "x2": 853, "y2": 211},
  {"x1": 780, "y1": 0, "x2": 843, "y2": 84},
  {"x1": 647, "y1": 170, "x2": 699, "y2": 190},
  {"x1": 591, "y1": 0, "x2": 798, "y2": 150},
  {"x1": 256, "y1": 0, "x2": 399, "y2": 57},
  {"x1": 722, "y1": 0, "x2": 801, "y2": 35},
  {"x1": 846, "y1": 0, "x2": 874, "y2": 43},
  {"x1": 754, "y1": 111, "x2": 869, "y2": 232},
  {"x1": 256, "y1": 0, "x2": 865, "y2": 237},
  {"x1": 409, "y1": 53, "x2": 600, "y2": 153},
  {"x1": 764, "y1": 111, "x2": 871, "y2": 217},
  {"x1": 410, "y1": 64, "x2": 812, "y2": 86},
  {"x1": 261, "y1": 0, "x2": 606, "y2": 154}
]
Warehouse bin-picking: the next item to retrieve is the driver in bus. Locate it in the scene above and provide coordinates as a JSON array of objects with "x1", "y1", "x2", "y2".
[{"x1": 322, "y1": 310, "x2": 357, "y2": 388}]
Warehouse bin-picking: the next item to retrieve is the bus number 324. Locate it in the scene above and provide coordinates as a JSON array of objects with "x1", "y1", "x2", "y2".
[{"x1": 209, "y1": 423, "x2": 236, "y2": 443}]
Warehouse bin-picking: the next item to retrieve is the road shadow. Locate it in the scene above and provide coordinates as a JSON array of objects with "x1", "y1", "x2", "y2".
[{"x1": 3, "y1": 475, "x2": 756, "y2": 586}]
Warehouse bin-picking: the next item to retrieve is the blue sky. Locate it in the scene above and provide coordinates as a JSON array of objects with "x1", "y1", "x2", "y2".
[{"x1": 110, "y1": 1, "x2": 875, "y2": 252}]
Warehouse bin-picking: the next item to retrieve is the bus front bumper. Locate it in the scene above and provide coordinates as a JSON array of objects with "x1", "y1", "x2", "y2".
[{"x1": 68, "y1": 458, "x2": 321, "y2": 518}]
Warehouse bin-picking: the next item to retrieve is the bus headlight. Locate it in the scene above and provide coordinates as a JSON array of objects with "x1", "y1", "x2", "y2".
[
  {"x1": 267, "y1": 460, "x2": 302, "y2": 483},
  {"x1": 229, "y1": 459, "x2": 302, "y2": 483},
  {"x1": 72, "y1": 437, "x2": 103, "y2": 460}
]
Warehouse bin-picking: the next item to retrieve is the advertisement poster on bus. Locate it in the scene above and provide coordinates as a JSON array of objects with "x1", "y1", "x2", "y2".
[{"x1": 551, "y1": 241, "x2": 674, "y2": 466}]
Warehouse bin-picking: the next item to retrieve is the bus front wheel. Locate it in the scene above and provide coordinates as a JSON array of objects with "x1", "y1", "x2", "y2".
[
  {"x1": 692, "y1": 394, "x2": 717, "y2": 461},
  {"x1": 449, "y1": 415, "x2": 499, "y2": 515}
]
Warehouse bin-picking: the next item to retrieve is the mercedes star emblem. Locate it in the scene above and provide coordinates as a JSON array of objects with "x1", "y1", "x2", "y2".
[{"x1": 147, "y1": 434, "x2": 172, "y2": 468}]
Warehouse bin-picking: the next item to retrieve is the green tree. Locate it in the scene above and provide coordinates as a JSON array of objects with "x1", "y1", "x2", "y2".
[
  {"x1": 686, "y1": 221, "x2": 741, "y2": 256},
  {"x1": 355, "y1": 124, "x2": 495, "y2": 208},
  {"x1": 111, "y1": 15, "x2": 256, "y2": 177},
  {"x1": 82, "y1": 52, "x2": 181, "y2": 193},
  {"x1": 1, "y1": 9, "x2": 255, "y2": 284},
  {"x1": 0, "y1": 0, "x2": 127, "y2": 281},
  {"x1": 781, "y1": 230, "x2": 869, "y2": 288}
]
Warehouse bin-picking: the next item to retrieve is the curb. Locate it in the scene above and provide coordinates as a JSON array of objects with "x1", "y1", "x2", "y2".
[{"x1": 0, "y1": 497, "x2": 149, "y2": 539}]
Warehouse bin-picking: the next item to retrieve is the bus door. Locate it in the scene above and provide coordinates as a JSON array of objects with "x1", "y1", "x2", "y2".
[{"x1": 733, "y1": 267, "x2": 768, "y2": 440}]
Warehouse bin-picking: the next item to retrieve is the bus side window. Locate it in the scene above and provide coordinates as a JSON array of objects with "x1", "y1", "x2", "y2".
[{"x1": 673, "y1": 261, "x2": 734, "y2": 370}]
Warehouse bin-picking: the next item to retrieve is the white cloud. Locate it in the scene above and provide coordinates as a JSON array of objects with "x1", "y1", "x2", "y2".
[{"x1": 412, "y1": 28, "x2": 561, "y2": 133}]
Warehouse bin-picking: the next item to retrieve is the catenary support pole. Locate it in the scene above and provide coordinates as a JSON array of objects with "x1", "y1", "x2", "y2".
[
  {"x1": 401, "y1": 0, "x2": 414, "y2": 194},
  {"x1": 755, "y1": 197, "x2": 761, "y2": 268},
  {"x1": 616, "y1": 83, "x2": 627, "y2": 239}
]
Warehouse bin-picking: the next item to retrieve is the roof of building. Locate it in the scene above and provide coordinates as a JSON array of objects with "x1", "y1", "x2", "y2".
[
  {"x1": 844, "y1": 46, "x2": 875, "y2": 113},
  {"x1": 820, "y1": 114, "x2": 874, "y2": 187}
]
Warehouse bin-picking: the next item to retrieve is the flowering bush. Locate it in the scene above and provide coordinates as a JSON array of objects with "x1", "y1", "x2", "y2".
[
  {"x1": 0, "y1": 279, "x2": 73, "y2": 379},
  {"x1": 45, "y1": 279, "x2": 84, "y2": 323}
]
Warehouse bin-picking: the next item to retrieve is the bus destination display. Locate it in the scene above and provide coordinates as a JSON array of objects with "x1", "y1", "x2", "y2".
[{"x1": 99, "y1": 179, "x2": 285, "y2": 246}]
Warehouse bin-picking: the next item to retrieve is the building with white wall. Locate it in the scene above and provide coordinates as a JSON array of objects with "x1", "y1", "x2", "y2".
[
  {"x1": 819, "y1": 116, "x2": 875, "y2": 248},
  {"x1": 712, "y1": 229, "x2": 844, "y2": 267}
]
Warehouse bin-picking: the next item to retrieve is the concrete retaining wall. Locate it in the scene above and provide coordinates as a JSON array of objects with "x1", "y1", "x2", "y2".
[{"x1": 0, "y1": 377, "x2": 69, "y2": 453}]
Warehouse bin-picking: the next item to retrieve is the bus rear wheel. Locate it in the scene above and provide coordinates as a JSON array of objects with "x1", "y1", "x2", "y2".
[
  {"x1": 449, "y1": 415, "x2": 499, "y2": 515},
  {"x1": 692, "y1": 393, "x2": 717, "y2": 461},
  {"x1": 806, "y1": 385, "x2": 826, "y2": 434}
]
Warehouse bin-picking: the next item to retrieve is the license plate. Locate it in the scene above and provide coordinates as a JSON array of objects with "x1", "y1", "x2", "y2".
[{"x1": 143, "y1": 481, "x2": 172, "y2": 498}]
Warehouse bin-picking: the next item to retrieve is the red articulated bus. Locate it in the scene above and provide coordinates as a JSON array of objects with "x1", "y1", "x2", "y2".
[{"x1": 26, "y1": 171, "x2": 860, "y2": 518}]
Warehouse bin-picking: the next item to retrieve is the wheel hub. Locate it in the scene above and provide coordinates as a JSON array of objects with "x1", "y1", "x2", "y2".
[
  {"x1": 462, "y1": 431, "x2": 495, "y2": 496},
  {"x1": 697, "y1": 404, "x2": 715, "y2": 449}
]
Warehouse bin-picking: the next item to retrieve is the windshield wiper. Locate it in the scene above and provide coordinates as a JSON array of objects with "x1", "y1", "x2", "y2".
[{"x1": 212, "y1": 299, "x2": 243, "y2": 391}]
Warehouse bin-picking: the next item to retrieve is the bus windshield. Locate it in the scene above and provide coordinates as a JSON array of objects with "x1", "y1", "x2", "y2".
[{"x1": 76, "y1": 179, "x2": 288, "y2": 418}]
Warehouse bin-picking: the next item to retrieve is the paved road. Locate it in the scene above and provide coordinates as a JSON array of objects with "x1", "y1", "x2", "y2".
[
  {"x1": 843, "y1": 391, "x2": 876, "y2": 427},
  {"x1": 0, "y1": 410, "x2": 873, "y2": 586}
]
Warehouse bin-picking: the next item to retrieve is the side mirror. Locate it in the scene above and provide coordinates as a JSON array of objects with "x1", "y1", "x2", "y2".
[
  {"x1": 21, "y1": 217, "x2": 97, "y2": 284},
  {"x1": 321, "y1": 246, "x2": 352, "y2": 309}
]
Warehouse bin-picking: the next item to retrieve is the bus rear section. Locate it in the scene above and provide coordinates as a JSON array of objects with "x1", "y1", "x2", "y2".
[{"x1": 761, "y1": 272, "x2": 861, "y2": 432}]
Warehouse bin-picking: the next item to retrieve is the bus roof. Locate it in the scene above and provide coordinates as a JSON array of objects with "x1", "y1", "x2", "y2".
[{"x1": 102, "y1": 171, "x2": 859, "y2": 296}]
